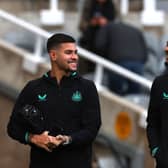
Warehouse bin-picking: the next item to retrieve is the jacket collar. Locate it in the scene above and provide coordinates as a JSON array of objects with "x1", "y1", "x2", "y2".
[{"x1": 42, "y1": 71, "x2": 79, "y2": 86}]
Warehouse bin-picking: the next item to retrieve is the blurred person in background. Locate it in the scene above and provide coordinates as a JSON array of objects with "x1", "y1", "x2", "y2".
[
  {"x1": 78, "y1": 0, "x2": 116, "y2": 53},
  {"x1": 7, "y1": 33, "x2": 101, "y2": 168},
  {"x1": 78, "y1": 0, "x2": 116, "y2": 74},
  {"x1": 146, "y1": 42, "x2": 168, "y2": 168},
  {"x1": 95, "y1": 21, "x2": 148, "y2": 95}
]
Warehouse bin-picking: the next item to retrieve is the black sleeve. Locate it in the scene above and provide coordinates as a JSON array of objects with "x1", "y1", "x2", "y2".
[
  {"x1": 70, "y1": 81, "x2": 101, "y2": 146},
  {"x1": 146, "y1": 78, "x2": 161, "y2": 152},
  {"x1": 7, "y1": 82, "x2": 34, "y2": 144}
]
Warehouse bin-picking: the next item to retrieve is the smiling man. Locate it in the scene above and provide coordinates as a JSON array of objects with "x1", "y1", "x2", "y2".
[{"x1": 7, "y1": 33, "x2": 101, "y2": 168}]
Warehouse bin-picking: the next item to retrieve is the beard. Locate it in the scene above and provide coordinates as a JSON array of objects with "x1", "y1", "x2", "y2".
[{"x1": 54, "y1": 60, "x2": 78, "y2": 73}]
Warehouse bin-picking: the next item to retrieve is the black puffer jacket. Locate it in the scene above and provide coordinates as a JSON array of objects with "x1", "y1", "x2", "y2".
[{"x1": 95, "y1": 22, "x2": 148, "y2": 63}]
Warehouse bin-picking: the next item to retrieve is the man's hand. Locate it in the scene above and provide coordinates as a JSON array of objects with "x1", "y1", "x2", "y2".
[
  {"x1": 56, "y1": 135, "x2": 72, "y2": 145},
  {"x1": 29, "y1": 131, "x2": 63, "y2": 152},
  {"x1": 98, "y1": 17, "x2": 108, "y2": 26}
]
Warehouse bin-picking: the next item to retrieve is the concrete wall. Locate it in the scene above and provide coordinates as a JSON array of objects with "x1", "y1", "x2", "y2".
[{"x1": 0, "y1": 94, "x2": 29, "y2": 168}]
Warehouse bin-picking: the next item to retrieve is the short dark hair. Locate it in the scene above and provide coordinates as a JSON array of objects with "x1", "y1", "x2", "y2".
[{"x1": 47, "y1": 33, "x2": 76, "y2": 52}]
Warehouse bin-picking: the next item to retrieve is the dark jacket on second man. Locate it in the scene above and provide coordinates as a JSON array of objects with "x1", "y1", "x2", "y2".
[{"x1": 147, "y1": 73, "x2": 168, "y2": 168}]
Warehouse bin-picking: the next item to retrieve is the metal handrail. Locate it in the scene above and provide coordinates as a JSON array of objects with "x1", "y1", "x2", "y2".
[
  {"x1": 0, "y1": 10, "x2": 50, "y2": 38},
  {"x1": 79, "y1": 47, "x2": 152, "y2": 89},
  {"x1": 0, "y1": 9, "x2": 152, "y2": 90}
]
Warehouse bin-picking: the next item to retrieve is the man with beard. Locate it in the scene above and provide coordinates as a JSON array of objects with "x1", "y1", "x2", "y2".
[{"x1": 7, "y1": 33, "x2": 101, "y2": 168}]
